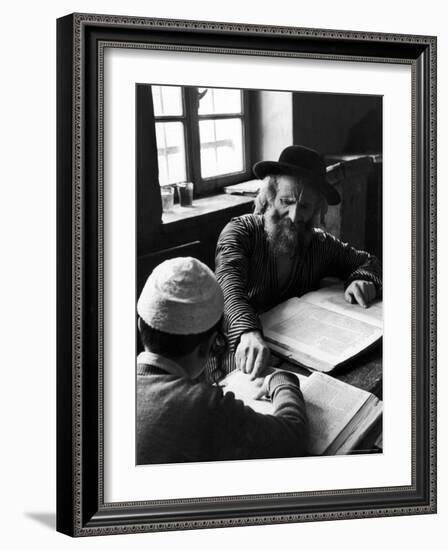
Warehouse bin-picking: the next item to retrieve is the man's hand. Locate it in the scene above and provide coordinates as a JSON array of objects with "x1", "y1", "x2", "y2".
[
  {"x1": 344, "y1": 280, "x2": 376, "y2": 308},
  {"x1": 235, "y1": 330, "x2": 271, "y2": 379}
]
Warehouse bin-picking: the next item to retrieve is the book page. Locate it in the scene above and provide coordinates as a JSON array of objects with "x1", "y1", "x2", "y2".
[
  {"x1": 261, "y1": 299, "x2": 382, "y2": 369},
  {"x1": 300, "y1": 372, "x2": 370, "y2": 455},
  {"x1": 219, "y1": 370, "x2": 272, "y2": 415},
  {"x1": 302, "y1": 285, "x2": 383, "y2": 329},
  {"x1": 219, "y1": 369, "x2": 309, "y2": 416}
]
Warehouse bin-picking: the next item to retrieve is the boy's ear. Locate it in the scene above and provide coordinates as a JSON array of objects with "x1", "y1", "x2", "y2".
[{"x1": 137, "y1": 316, "x2": 142, "y2": 332}]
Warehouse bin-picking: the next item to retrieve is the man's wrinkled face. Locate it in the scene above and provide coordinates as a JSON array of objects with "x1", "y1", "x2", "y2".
[{"x1": 265, "y1": 176, "x2": 321, "y2": 255}]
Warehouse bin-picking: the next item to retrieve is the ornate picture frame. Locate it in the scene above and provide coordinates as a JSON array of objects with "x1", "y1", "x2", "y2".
[{"x1": 56, "y1": 13, "x2": 436, "y2": 536}]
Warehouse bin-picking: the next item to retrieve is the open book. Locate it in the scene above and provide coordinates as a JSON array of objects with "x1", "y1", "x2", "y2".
[
  {"x1": 260, "y1": 285, "x2": 383, "y2": 373},
  {"x1": 221, "y1": 369, "x2": 382, "y2": 456}
]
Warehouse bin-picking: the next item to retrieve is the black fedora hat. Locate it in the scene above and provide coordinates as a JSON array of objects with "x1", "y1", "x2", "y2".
[{"x1": 253, "y1": 145, "x2": 341, "y2": 205}]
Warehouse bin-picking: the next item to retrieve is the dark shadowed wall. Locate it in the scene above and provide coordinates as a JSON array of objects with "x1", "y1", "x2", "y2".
[{"x1": 292, "y1": 92, "x2": 382, "y2": 156}]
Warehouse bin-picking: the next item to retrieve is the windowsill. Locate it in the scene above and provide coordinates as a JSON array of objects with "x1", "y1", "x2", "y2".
[{"x1": 162, "y1": 193, "x2": 254, "y2": 225}]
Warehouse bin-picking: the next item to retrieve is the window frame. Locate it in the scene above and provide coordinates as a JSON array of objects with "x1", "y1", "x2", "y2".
[
  {"x1": 152, "y1": 85, "x2": 253, "y2": 196},
  {"x1": 152, "y1": 89, "x2": 189, "y2": 188}
]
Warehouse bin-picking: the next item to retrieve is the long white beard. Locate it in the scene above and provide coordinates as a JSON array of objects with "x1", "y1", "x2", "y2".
[{"x1": 264, "y1": 209, "x2": 312, "y2": 257}]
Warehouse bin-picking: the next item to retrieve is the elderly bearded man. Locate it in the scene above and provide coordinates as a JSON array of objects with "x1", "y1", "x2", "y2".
[{"x1": 209, "y1": 145, "x2": 382, "y2": 381}]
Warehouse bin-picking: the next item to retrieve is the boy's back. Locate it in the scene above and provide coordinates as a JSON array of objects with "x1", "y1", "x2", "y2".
[{"x1": 137, "y1": 363, "x2": 307, "y2": 464}]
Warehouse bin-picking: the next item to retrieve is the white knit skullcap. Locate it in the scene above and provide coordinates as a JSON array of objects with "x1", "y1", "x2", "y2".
[{"x1": 137, "y1": 257, "x2": 224, "y2": 335}]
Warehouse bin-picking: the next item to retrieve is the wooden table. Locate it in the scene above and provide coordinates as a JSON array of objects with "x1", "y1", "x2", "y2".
[
  {"x1": 331, "y1": 343, "x2": 383, "y2": 399},
  {"x1": 279, "y1": 341, "x2": 383, "y2": 399}
]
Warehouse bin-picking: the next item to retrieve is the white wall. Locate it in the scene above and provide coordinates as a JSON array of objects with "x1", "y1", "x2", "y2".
[
  {"x1": 1, "y1": 1, "x2": 445, "y2": 548},
  {"x1": 259, "y1": 91, "x2": 294, "y2": 160}
]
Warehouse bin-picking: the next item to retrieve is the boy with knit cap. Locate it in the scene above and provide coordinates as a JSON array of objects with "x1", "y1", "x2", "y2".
[{"x1": 136, "y1": 256, "x2": 308, "y2": 464}]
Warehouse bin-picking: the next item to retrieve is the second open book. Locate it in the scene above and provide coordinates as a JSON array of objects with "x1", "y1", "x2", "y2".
[{"x1": 220, "y1": 368, "x2": 382, "y2": 456}]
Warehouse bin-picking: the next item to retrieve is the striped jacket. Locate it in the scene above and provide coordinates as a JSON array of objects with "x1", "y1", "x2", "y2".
[{"x1": 207, "y1": 214, "x2": 382, "y2": 381}]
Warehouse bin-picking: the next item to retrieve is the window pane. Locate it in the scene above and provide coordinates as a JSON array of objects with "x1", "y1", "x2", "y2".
[
  {"x1": 152, "y1": 86, "x2": 183, "y2": 116},
  {"x1": 155, "y1": 122, "x2": 186, "y2": 185},
  {"x1": 198, "y1": 88, "x2": 242, "y2": 115},
  {"x1": 199, "y1": 118, "x2": 243, "y2": 178}
]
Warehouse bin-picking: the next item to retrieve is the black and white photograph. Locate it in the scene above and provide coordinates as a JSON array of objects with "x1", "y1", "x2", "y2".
[{"x1": 135, "y1": 84, "x2": 384, "y2": 465}]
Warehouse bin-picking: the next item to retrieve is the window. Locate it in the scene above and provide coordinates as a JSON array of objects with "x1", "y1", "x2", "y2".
[
  {"x1": 152, "y1": 86, "x2": 187, "y2": 186},
  {"x1": 151, "y1": 85, "x2": 252, "y2": 195}
]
